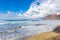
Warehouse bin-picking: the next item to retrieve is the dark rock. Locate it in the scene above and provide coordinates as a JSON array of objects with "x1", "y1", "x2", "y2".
[
  {"x1": 53, "y1": 26, "x2": 60, "y2": 33},
  {"x1": 15, "y1": 26, "x2": 21, "y2": 29}
]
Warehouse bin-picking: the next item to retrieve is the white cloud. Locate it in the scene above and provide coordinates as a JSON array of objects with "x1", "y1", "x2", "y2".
[
  {"x1": 24, "y1": 0, "x2": 60, "y2": 18},
  {"x1": 0, "y1": 0, "x2": 60, "y2": 19},
  {"x1": 0, "y1": 11, "x2": 27, "y2": 20}
]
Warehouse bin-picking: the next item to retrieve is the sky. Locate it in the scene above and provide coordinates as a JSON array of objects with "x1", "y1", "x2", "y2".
[
  {"x1": 0, "y1": 0, "x2": 34, "y2": 13},
  {"x1": 0, "y1": 0, "x2": 60, "y2": 19}
]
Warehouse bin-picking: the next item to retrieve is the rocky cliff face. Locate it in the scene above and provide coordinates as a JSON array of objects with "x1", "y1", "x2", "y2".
[{"x1": 44, "y1": 14, "x2": 60, "y2": 20}]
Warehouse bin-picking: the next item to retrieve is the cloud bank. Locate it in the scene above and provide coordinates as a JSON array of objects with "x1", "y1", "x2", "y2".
[
  {"x1": 24, "y1": 0, "x2": 60, "y2": 18},
  {"x1": 0, "y1": 0, "x2": 60, "y2": 19},
  {"x1": 0, "y1": 11, "x2": 28, "y2": 20}
]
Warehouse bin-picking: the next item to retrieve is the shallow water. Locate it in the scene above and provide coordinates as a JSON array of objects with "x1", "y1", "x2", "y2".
[{"x1": 0, "y1": 20, "x2": 60, "y2": 40}]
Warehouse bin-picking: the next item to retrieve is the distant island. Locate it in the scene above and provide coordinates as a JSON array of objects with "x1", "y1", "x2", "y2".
[{"x1": 43, "y1": 13, "x2": 60, "y2": 20}]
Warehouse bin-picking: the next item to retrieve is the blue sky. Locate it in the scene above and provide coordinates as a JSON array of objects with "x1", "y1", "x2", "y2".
[
  {"x1": 0, "y1": 0, "x2": 34, "y2": 13},
  {"x1": 0, "y1": 0, "x2": 59, "y2": 19}
]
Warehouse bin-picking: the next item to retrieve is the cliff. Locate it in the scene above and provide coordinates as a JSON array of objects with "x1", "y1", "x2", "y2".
[{"x1": 44, "y1": 14, "x2": 60, "y2": 20}]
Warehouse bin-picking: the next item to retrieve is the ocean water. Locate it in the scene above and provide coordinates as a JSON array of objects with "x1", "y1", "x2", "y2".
[{"x1": 0, "y1": 20, "x2": 60, "y2": 40}]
